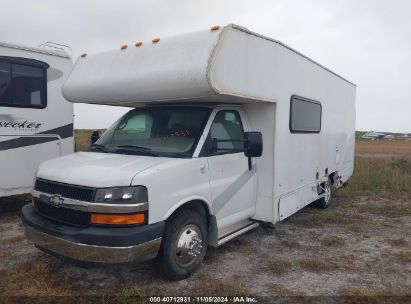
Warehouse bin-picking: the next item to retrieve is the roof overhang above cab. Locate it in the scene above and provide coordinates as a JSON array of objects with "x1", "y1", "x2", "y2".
[
  {"x1": 62, "y1": 24, "x2": 353, "y2": 107},
  {"x1": 62, "y1": 25, "x2": 276, "y2": 106},
  {"x1": 62, "y1": 27, "x2": 223, "y2": 105}
]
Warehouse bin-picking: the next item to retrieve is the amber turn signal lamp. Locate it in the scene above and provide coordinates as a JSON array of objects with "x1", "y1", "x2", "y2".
[
  {"x1": 91, "y1": 213, "x2": 145, "y2": 225},
  {"x1": 211, "y1": 25, "x2": 221, "y2": 31}
]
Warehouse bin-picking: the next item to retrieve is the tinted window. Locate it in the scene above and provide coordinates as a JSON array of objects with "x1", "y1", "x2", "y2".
[
  {"x1": 209, "y1": 110, "x2": 245, "y2": 155},
  {"x1": 0, "y1": 60, "x2": 46, "y2": 108},
  {"x1": 290, "y1": 96, "x2": 321, "y2": 133}
]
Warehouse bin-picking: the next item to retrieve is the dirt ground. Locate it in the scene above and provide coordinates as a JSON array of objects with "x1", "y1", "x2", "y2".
[{"x1": 0, "y1": 194, "x2": 410, "y2": 302}]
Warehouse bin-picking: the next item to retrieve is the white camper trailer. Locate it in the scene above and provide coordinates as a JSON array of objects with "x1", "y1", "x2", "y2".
[
  {"x1": 0, "y1": 42, "x2": 74, "y2": 197},
  {"x1": 22, "y1": 25, "x2": 356, "y2": 280}
]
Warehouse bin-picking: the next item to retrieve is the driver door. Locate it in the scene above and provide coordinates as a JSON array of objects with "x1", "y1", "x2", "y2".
[{"x1": 204, "y1": 109, "x2": 256, "y2": 236}]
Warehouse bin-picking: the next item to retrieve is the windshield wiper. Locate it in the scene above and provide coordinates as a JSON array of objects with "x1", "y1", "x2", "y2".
[
  {"x1": 89, "y1": 144, "x2": 108, "y2": 153},
  {"x1": 114, "y1": 145, "x2": 160, "y2": 157},
  {"x1": 115, "y1": 145, "x2": 151, "y2": 150}
]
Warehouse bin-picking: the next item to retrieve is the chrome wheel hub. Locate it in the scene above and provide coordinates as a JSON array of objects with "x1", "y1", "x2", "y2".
[
  {"x1": 324, "y1": 180, "x2": 331, "y2": 203},
  {"x1": 175, "y1": 224, "x2": 203, "y2": 266}
]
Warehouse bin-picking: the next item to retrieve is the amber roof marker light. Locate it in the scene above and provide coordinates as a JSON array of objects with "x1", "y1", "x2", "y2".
[
  {"x1": 135, "y1": 41, "x2": 143, "y2": 47},
  {"x1": 211, "y1": 25, "x2": 221, "y2": 31},
  {"x1": 80, "y1": 53, "x2": 87, "y2": 58},
  {"x1": 120, "y1": 44, "x2": 128, "y2": 50},
  {"x1": 152, "y1": 37, "x2": 160, "y2": 44}
]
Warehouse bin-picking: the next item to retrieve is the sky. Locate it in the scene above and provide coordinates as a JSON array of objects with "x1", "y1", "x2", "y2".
[{"x1": 1, "y1": 0, "x2": 410, "y2": 132}]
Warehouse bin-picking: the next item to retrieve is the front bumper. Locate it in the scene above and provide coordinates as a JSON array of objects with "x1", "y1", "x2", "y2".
[{"x1": 21, "y1": 204, "x2": 165, "y2": 264}]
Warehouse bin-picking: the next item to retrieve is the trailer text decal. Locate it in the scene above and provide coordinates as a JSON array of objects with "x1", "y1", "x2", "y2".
[
  {"x1": 0, "y1": 120, "x2": 42, "y2": 130},
  {"x1": 0, "y1": 115, "x2": 42, "y2": 130}
]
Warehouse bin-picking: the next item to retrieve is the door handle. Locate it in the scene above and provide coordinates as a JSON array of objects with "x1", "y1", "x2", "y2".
[{"x1": 200, "y1": 164, "x2": 206, "y2": 172}]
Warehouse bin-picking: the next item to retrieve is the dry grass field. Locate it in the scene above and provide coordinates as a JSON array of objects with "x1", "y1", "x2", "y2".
[
  {"x1": 356, "y1": 139, "x2": 411, "y2": 157},
  {"x1": 0, "y1": 136, "x2": 410, "y2": 303},
  {"x1": 74, "y1": 129, "x2": 99, "y2": 152},
  {"x1": 337, "y1": 156, "x2": 411, "y2": 198}
]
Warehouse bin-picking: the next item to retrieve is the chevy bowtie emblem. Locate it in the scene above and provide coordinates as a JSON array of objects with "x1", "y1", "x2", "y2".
[{"x1": 49, "y1": 194, "x2": 64, "y2": 207}]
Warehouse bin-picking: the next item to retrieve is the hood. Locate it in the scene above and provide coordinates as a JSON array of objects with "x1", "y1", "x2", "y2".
[{"x1": 37, "y1": 152, "x2": 171, "y2": 188}]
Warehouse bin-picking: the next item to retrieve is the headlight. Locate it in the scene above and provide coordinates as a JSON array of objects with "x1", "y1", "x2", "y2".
[{"x1": 94, "y1": 186, "x2": 148, "y2": 204}]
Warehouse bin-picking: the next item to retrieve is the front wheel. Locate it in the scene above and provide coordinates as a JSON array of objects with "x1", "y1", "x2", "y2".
[
  {"x1": 313, "y1": 177, "x2": 332, "y2": 209},
  {"x1": 160, "y1": 208, "x2": 208, "y2": 281}
]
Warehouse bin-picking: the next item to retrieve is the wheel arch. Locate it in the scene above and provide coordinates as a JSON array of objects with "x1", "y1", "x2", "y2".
[
  {"x1": 329, "y1": 171, "x2": 340, "y2": 186},
  {"x1": 163, "y1": 196, "x2": 218, "y2": 247}
]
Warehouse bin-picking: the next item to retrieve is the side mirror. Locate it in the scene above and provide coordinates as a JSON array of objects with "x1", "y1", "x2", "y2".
[
  {"x1": 244, "y1": 132, "x2": 263, "y2": 158},
  {"x1": 91, "y1": 130, "x2": 100, "y2": 144}
]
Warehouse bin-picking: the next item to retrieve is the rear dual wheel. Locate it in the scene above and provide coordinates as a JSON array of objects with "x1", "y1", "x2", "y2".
[{"x1": 314, "y1": 177, "x2": 332, "y2": 209}]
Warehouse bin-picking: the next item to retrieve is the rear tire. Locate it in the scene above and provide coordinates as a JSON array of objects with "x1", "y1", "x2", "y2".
[
  {"x1": 313, "y1": 177, "x2": 332, "y2": 209},
  {"x1": 160, "y1": 208, "x2": 208, "y2": 281}
]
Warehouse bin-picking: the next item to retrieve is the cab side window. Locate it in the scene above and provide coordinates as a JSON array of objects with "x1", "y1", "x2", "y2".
[{"x1": 208, "y1": 110, "x2": 245, "y2": 155}]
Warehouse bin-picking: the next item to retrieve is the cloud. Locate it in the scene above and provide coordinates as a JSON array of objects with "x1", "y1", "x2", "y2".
[{"x1": 1, "y1": 0, "x2": 410, "y2": 132}]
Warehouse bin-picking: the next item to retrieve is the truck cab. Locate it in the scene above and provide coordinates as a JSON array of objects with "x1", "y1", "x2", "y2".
[{"x1": 22, "y1": 103, "x2": 263, "y2": 280}]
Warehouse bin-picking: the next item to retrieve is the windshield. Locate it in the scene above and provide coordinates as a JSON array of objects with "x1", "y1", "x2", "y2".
[{"x1": 92, "y1": 107, "x2": 211, "y2": 157}]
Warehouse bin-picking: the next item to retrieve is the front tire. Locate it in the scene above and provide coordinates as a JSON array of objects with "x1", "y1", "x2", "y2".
[{"x1": 160, "y1": 208, "x2": 208, "y2": 281}]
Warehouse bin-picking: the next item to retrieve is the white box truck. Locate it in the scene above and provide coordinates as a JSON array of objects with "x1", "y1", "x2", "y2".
[
  {"x1": 22, "y1": 25, "x2": 356, "y2": 280},
  {"x1": 0, "y1": 42, "x2": 74, "y2": 197}
]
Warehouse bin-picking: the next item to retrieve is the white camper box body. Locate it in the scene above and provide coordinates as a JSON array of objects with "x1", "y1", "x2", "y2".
[
  {"x1": 0, "y1": 42, "x2": 73, "y2": 197},
  {"x1": 62, "y1": 24, "x2": 356, "y2": 225}
]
